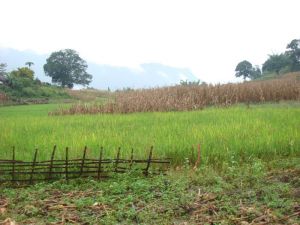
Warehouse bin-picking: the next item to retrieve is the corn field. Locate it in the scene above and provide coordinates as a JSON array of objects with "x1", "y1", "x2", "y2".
[{"x1": 50, "y1": 75, "x2": 300, "y2": 115}]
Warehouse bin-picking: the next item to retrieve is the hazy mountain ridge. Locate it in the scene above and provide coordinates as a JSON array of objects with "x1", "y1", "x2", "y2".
[{"x1": 0, "y1": 48, "x2": 199, "y2": 90}]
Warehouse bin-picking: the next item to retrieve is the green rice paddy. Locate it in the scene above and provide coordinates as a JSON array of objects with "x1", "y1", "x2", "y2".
[{"x1": 0, "y1": 102, "x2": 299, "y2": 165}]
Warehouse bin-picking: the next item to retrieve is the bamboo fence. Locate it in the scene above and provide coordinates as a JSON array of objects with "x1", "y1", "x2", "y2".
[{"x1": 0, "y1": 146, "x2": 171, "y2": 186}]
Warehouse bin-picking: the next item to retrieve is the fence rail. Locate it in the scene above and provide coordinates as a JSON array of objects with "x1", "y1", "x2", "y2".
[{"x1": 0, "y1": 146, "x2": 171, "y2": 186}]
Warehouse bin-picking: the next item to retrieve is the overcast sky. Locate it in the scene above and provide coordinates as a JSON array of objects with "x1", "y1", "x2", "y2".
[{"x1": 1, "y1": 0, "x2": 299, "y2": 84}]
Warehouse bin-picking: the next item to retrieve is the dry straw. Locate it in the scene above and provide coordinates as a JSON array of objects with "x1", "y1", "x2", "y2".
[{"x1": 50, "y1": 75, "x2": 300, "y2": 115}]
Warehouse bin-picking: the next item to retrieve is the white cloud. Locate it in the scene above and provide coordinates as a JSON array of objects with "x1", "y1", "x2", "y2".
[{"x1": 1, "y1": 0, "x2": 299, "y2": 84}]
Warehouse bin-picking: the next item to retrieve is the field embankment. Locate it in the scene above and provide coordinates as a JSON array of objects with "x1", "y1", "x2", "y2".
[{"x1": 66, "y1": 88, "x2": 111, "y2": 102}]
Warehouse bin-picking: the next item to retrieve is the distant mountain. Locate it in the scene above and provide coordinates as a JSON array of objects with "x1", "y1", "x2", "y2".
[{"x1": 0, "y1": 48, "x2": 200, "y2": 90}]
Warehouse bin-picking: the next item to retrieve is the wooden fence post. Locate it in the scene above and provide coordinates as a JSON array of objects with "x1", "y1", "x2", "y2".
[
  {"x1": 80, "y1": 146, "x2": 87, "y2": 177},
  {"x1": 144, "y1": 146, "x2": 153, "y2": 176},
  {"x1": 30, "y1": 148, "x2": 38, "y2": 184},
  {"x1": 97, "y1": 147, "x2": 103, "y2": 180},
  {"x1": 114, "y1": 147, "x2": 121, "y2": 172},
  {"x1": 129, "y1": 148, "x2": 134, "y2": 170},
  {"x1": 12, "y1": 146, "x2": 15, "y2": 183},
  {"x1": 48, "y1": 145, "x2": 56, "y2": 180},
  {"x1": 65, "y1": 147, "x2": 69, "y2": 182}
]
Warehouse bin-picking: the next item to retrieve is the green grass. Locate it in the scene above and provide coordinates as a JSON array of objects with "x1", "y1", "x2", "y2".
[
  {"x1": 1, "y1": 158, "x2": 299, "y2": 224},
  {"x1": 0, "y1": 102, "x2": 299, "y2": 165},
  {"x1": 0, "y1": 102, "x2": 299, "y2": 224}
]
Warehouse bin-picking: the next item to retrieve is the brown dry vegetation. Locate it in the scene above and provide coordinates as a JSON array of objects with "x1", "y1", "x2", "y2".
[
  {"x1": 50, "y1": 73, "x2": 300, "y2": 115},
  {"x1": 0, "y1": 93, "x2": 9, "y2": 104}
]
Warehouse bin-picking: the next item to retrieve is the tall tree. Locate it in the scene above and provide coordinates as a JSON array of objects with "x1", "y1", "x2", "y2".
[
  {"x1": 285, "y1": 39, "x2": 300, "y2": 72},
  {"x1": 25, "y1": 62, "x2": 34, "y2": 68},
  {"x1": 250, "y1": 65, "x2": 262, "y2": 80},
  {"x1": 43, "y1": 49, "x2": 92, "y2": 88},
  {"x1": 0, "y1": 63, "x2": 7, "y2": 76},
  {"x1": 0, "y1": 63, "x2": 8, "y2": 83},
  {"x1": 262, "y1": 54, "x2": 291, "y2": 75},
  {"x1": 235, "y1": 60, "x2": 253, "y2": 80}
]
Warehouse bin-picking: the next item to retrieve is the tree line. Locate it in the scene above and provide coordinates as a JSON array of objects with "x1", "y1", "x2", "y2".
[
  {"x1": 0, "y1": 49, "x2": 92, "y2": 90},
  {"x1": 0, "y1": 61, "x2": 69, "y2": 99},
  {"x1": 235, "y1": 39, "x2": 300, "y2": 80}
]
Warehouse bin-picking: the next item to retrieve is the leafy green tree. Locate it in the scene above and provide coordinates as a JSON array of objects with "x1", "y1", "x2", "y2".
[
  {"x1": 235, "y1": 60, "x2": 254, "y2": 80},
  {"x1": 262, "y1": 54, "x2": 291, "y2": 75},
  {"x1": 0, "y1": 63, "x2": 7, "y2": 75},
  {"x1": 250, "y1": 65, "x2": 262, "y2": 80},
  {"x1": 25, "y1": 61, "x2": 34, "y2": 68},
  {"x1": 0, "y1": 63, "x2": 7, "y2": 77},
  {"x1": 10, "y1": 67, "x2": 34, "y2": 80},
  {"x1": 0, "y1": 63, "x2": 8, "y2": 83},
  {"x1": 43, "y1": 49, "x2": 92, "y2": 88},
  {"x1": 285, "y1": 39, "x2": 300, "y2": 72},
  {"x1": 7, "y1": 76, "x2": 33, "y2": 91}
]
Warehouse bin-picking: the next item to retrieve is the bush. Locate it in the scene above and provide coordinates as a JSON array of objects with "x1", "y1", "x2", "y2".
[
  {"x1": 7, "y1": 76, "x2": 34, "y2": 90},
  {"x1": 1, "y1": 76, "x2": 70, "y2": 100},
  {"x1": 22, "y1": 87, "x2": 37, "y2": 97}
]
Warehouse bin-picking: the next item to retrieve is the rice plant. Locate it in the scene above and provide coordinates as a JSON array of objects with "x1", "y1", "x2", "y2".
[{"x1": 0, "y1": 103, "x2": 299, "y2": 166}]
